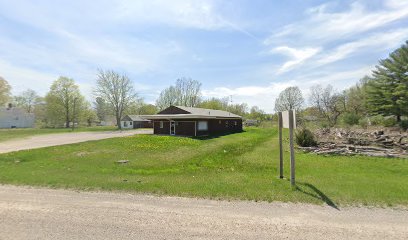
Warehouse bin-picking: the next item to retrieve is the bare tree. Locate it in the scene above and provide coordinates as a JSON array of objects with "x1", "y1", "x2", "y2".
[
  {"x1": 94, "y1": 70, "x2": 138, "y2": 129},
  {"x1": 274, "y1": 86, "x2": 304, "y2": 112},
  {"x1": 155, "y1": 86, "x2": 179, "y2": 110},
  {"x1": 309, "y1": 84, "x2": 345, "y2": 126},
  {"x1": 14, "y1": 89, "x2": 40, "y2": 113},
  {"x1": 156, "y1": 77, "x2": 202, "y2": 110}
]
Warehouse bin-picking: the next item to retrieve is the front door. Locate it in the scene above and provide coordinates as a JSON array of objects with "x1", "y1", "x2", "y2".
[{"x1": 170, "y1": 121, "x2": 176, "y2": 135}]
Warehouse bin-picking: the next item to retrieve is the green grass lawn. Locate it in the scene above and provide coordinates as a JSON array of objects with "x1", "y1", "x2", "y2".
[
  {"x1": 0, "y1": 126, "x2": 119, "y2": 142},
  {"x1": 0, "y1": 127, "x2": 407, "y2": 207}
]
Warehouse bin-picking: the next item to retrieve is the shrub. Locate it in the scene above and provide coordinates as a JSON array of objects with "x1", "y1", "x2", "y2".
[
  {"x1": 383, "y1": 117, "x2": 397, "y2": 127},
  {"x1": 370, "y1": 115, "x2": 385, "y2": 126},
  {"x1": 295, "y1": 128, "x2": 317, "y2": 147},
  {"x1": 343, "y1": 113, "x2": 360, "y2": 126},
  {"x1": 358, "y1": 118, "x2": 369, "y2": 129},
  {"x1": 400, "y1": 120, "x2": 408, "y2": 131}
]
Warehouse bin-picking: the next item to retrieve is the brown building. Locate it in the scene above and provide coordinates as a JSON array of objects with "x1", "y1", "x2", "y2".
[
  {"x1": 120, "y1": 115, "x2": 153, "y2": 129},
  {"x1": 144, "y1": 106, "x2": 243, "y2": 137}
]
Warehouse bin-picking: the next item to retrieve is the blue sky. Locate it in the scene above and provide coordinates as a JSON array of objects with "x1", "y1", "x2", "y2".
[{"x1": 0, "y1": 0, "x2": 407, "y2": 112}]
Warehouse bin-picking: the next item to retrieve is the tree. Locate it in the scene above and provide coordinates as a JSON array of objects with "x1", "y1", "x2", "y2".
[
  {"x1": 366, "y1": 41, "x2": 408, "y2": 122},
  {"x1": 94, "y1": 97, "x2": 110, "y2": 122},
  {"x1": 248, "y1": 106, "x2": 267, "y2": 120},
  {"x1": 45, "y1": 77, "x2": 86, "y2": 128},
  {"x1": 136, "y1": 103, "x2": 157, "y2": 115},
  {"x1": 274, "y1": 86, "x2": 304, "y2": 112},
  {"x1": 309, "y1": 84, "x2": 345, "y2": 126},
  {"x1": 198, "y1": 97, "x2": 229, "y2": 110},
  {"x1": 156, "y1": 77, "x2": 202, "y2": 110},
  {"x1": 94, "y1": 69, "x2": 138, "y2": 129},
  {"x1": 0, "y1": 76, "x2": 11, "y2": 106},
  {"x1": 14, "y1": 89, "x2": 40, "y2": 113}
]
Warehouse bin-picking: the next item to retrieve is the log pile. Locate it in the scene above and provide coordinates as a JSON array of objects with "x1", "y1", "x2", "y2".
[{"x1": 299, "y1": 128, "x2": 408, "y2": 158}]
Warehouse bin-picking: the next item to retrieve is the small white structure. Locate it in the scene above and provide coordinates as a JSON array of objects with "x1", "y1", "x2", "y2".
[{"x1": 0, "y1": 106, "x2": 35, "y2": 128}]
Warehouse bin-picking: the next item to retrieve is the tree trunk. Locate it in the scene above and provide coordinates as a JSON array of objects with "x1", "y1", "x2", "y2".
[
  {"x1": 397, "y1": 115, "x2": 401, "y2": 122},
  {"x1": 66, "y1": 111, "x2": 70, "y2": 128},
  {"x1": 116, "y1": 114, "x2": 121, "y2": 130}
]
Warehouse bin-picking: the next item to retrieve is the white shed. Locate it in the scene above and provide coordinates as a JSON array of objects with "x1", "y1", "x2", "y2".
[{"x1": 0, "y1": 107, "x2": 35, "y2": 128}]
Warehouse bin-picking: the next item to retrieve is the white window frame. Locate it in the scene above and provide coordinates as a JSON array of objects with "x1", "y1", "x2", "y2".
[{"x1": 197, "y1": 121, "x2": 208, "y2": 131}]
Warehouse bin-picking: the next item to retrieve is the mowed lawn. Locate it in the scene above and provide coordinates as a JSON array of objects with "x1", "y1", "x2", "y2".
[
  {"x1": 0, "y1": 127, "x2": 407, "y2": 207},
  {"x1": 0, "y1": 126, "x2": 118, "y2": 142}
]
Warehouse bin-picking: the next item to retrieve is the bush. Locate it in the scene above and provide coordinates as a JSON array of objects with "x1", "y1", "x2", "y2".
[
  {"x1": 370, "y1": 115, "x2": 384, "y2": 126},
  {"x1": 400, "y1": 120, "x2": 408, "y2": 131},
  {"x1": 343, "y1": 113, "x2": 360, "y2": 126},
  {"x1": 383, "y1": 117, "x2": 397, "y2": 127},
  {"x1": 358, "y1": 118, "x2": 369, "y2": 129},
  {"x1": 295, "y1": 128, "x2": 317, "y2": 147}
]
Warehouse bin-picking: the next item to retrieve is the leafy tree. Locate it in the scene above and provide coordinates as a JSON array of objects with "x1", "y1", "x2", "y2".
[
  {"x1": 226, "y1": 103, "x2": 248, "y2": 117},
  {"x1": 248, "y1": 106, "x2": 267, "y2": 120},
  {"x1": 0, "y1": 76, "x2": 11, "y2": 106},
  {"x1": 366, "y1": 41, "x2": 408, "y2": 122},
  {"x1": 136, "y1": 103, "x2": 157, "y2": 115},
  {"x1": 94, "y1": 70, "x2": 138, "y2": 129},
  {"x1": 14, "y1": 89, "x2": 41, "y2": 113},
  {"x1": 156, "y1": 77, "x2": 202, "y2": 110},
  {"x1": 198, "y1": 97, "x2": 229, "y2": 110},
  {"x1": 94, "y1": 97, "x2": 110, "y2": 122},
  {"x1": 45, "y1": 76, "x2": 86, "y2": 128},
  {"x1": 344, "y1": 77, "x2": 369, "y2": 116},
  {"x1": 274, "y1": 86, "x2": 304, "y2": 112}
]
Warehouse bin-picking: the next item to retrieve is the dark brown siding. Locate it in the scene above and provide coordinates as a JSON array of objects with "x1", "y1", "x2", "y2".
[
  {"x1": 158, "y1": 106, "x2": 190, "y2": 114},
  {"x1": 153, "y1": 120, "x2": 170, "y2": 134},
  {"x1": 175, "y1": 121, "x2": 196, "y2": 136},
  {"x1": 208, "y1": 119, "x2": 242, "y2": 135},
  {"x1": 133, "y1": 121, "x2": 153, "y2": 129},
  {"x1": 152, "y1": 118, "x2": 242, "y2": 137}
]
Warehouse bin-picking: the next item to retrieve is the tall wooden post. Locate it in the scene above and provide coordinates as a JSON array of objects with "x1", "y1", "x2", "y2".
[
  {"x1": 289, "y1": 109, "x2": 295, "y2": 186},
  {"x1": 278, "y1": 112, "x2": 283, "y2": 179}
]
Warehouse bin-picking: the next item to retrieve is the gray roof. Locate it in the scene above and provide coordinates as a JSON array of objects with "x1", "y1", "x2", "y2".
[
  {"x1": 124, "y1": 115, "x2": 151, "y2": 121},
  {"x1": 175, "y1": 106, "x2": 241, "y2": 118}
]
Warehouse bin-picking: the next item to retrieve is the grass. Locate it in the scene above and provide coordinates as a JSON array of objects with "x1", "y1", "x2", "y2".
[
  {"x1": 0, "y1": 126, "x2": 120, "y2": 142},
  {"x1": 0, "y1": 127, "x2": 407, "y2": 207}
]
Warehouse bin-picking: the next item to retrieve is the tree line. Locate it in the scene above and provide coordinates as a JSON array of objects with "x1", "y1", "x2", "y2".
[{"x1": 274, "y1": 40, "x2": 408, "y2": 129}]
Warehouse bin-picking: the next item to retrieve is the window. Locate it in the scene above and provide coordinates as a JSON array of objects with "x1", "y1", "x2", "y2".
[
  {"x1": 219, "y1": 120, "x2": 221, "y2": 124},
  {"x1": 198, "y1": 121, "x2": 208, "y2": 131},
  {"x1": 130, "y1": 121, "x2": 133, "y2": 125},
  {"x1": 225, "y1": 120, "x2": 229, "y2": 127},
  {"x1": 160, "y1": 121, "x2": 164, "y2": 128},
  {"x1": 234, "y1": 121, "x2": 237, "y2": 126}
]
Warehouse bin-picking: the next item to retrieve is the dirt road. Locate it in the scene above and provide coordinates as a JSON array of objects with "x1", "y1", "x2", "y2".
[
  {"x1": 0, "y1": 185, "x2": 406, "y2": 240},
  {"x1": 0, "y1": 129, "x2": 152, "y2": 153}
]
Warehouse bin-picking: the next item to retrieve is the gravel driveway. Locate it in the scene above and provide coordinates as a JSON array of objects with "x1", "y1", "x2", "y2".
[
  {"x1": 0, "y1": 129, "x2": 152, "y2": 153},
  {"x1": 0, "y1": 185, "x2": 407, "y2": 240}
]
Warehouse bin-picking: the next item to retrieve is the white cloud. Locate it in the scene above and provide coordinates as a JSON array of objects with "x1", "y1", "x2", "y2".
[
  {"x1": 0, "y1": 59, "x2": 56, "y2": 96},
  {"x1": 265, "y1": 1, "x2": 408, "y2": 44},
  {"x1": 113, "y1": 0, "x2": 228, "y2": 30},
  {"x1": 269, "y1": 46, "x2": 321, "y2": 73}
]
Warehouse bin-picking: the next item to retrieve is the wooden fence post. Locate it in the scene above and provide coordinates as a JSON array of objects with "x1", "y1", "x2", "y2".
[
  {"x1": 278, "y1": 112, "x2": 283, "y2": 179},
  {"x1": 289, "y1": 109, "x2": 295, "y2": 186}
]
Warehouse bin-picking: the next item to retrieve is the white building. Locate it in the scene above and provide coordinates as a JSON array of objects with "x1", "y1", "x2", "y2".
[{"x1": 0, "y1": 106, "x2": 35, "y2": 128}]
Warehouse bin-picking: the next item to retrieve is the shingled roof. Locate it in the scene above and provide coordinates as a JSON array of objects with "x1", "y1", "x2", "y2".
[{"x1": 174, "y1": 106, "x2": 241, "y2": 118}]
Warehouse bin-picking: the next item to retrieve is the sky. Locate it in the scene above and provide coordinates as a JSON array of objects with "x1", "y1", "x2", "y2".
[{"x1": 0, "y1": 0, "x2": 407, "y2": 113}]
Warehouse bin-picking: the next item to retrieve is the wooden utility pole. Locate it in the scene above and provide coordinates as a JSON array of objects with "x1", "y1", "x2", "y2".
[
  {"x1": 72, "y1": 97, "x2": 78, "y2": 131},
  {"x1": 278, "y1": 112, "x2": 284, "y2": 179},
  {"x1": 288, "y1": 109, "x2": 295, "y2": 186}
]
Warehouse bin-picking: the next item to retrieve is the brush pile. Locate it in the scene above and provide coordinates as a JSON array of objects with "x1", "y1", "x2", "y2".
[{"x1": 298, "y1": 128, "x2": 408, "y2": 158}]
